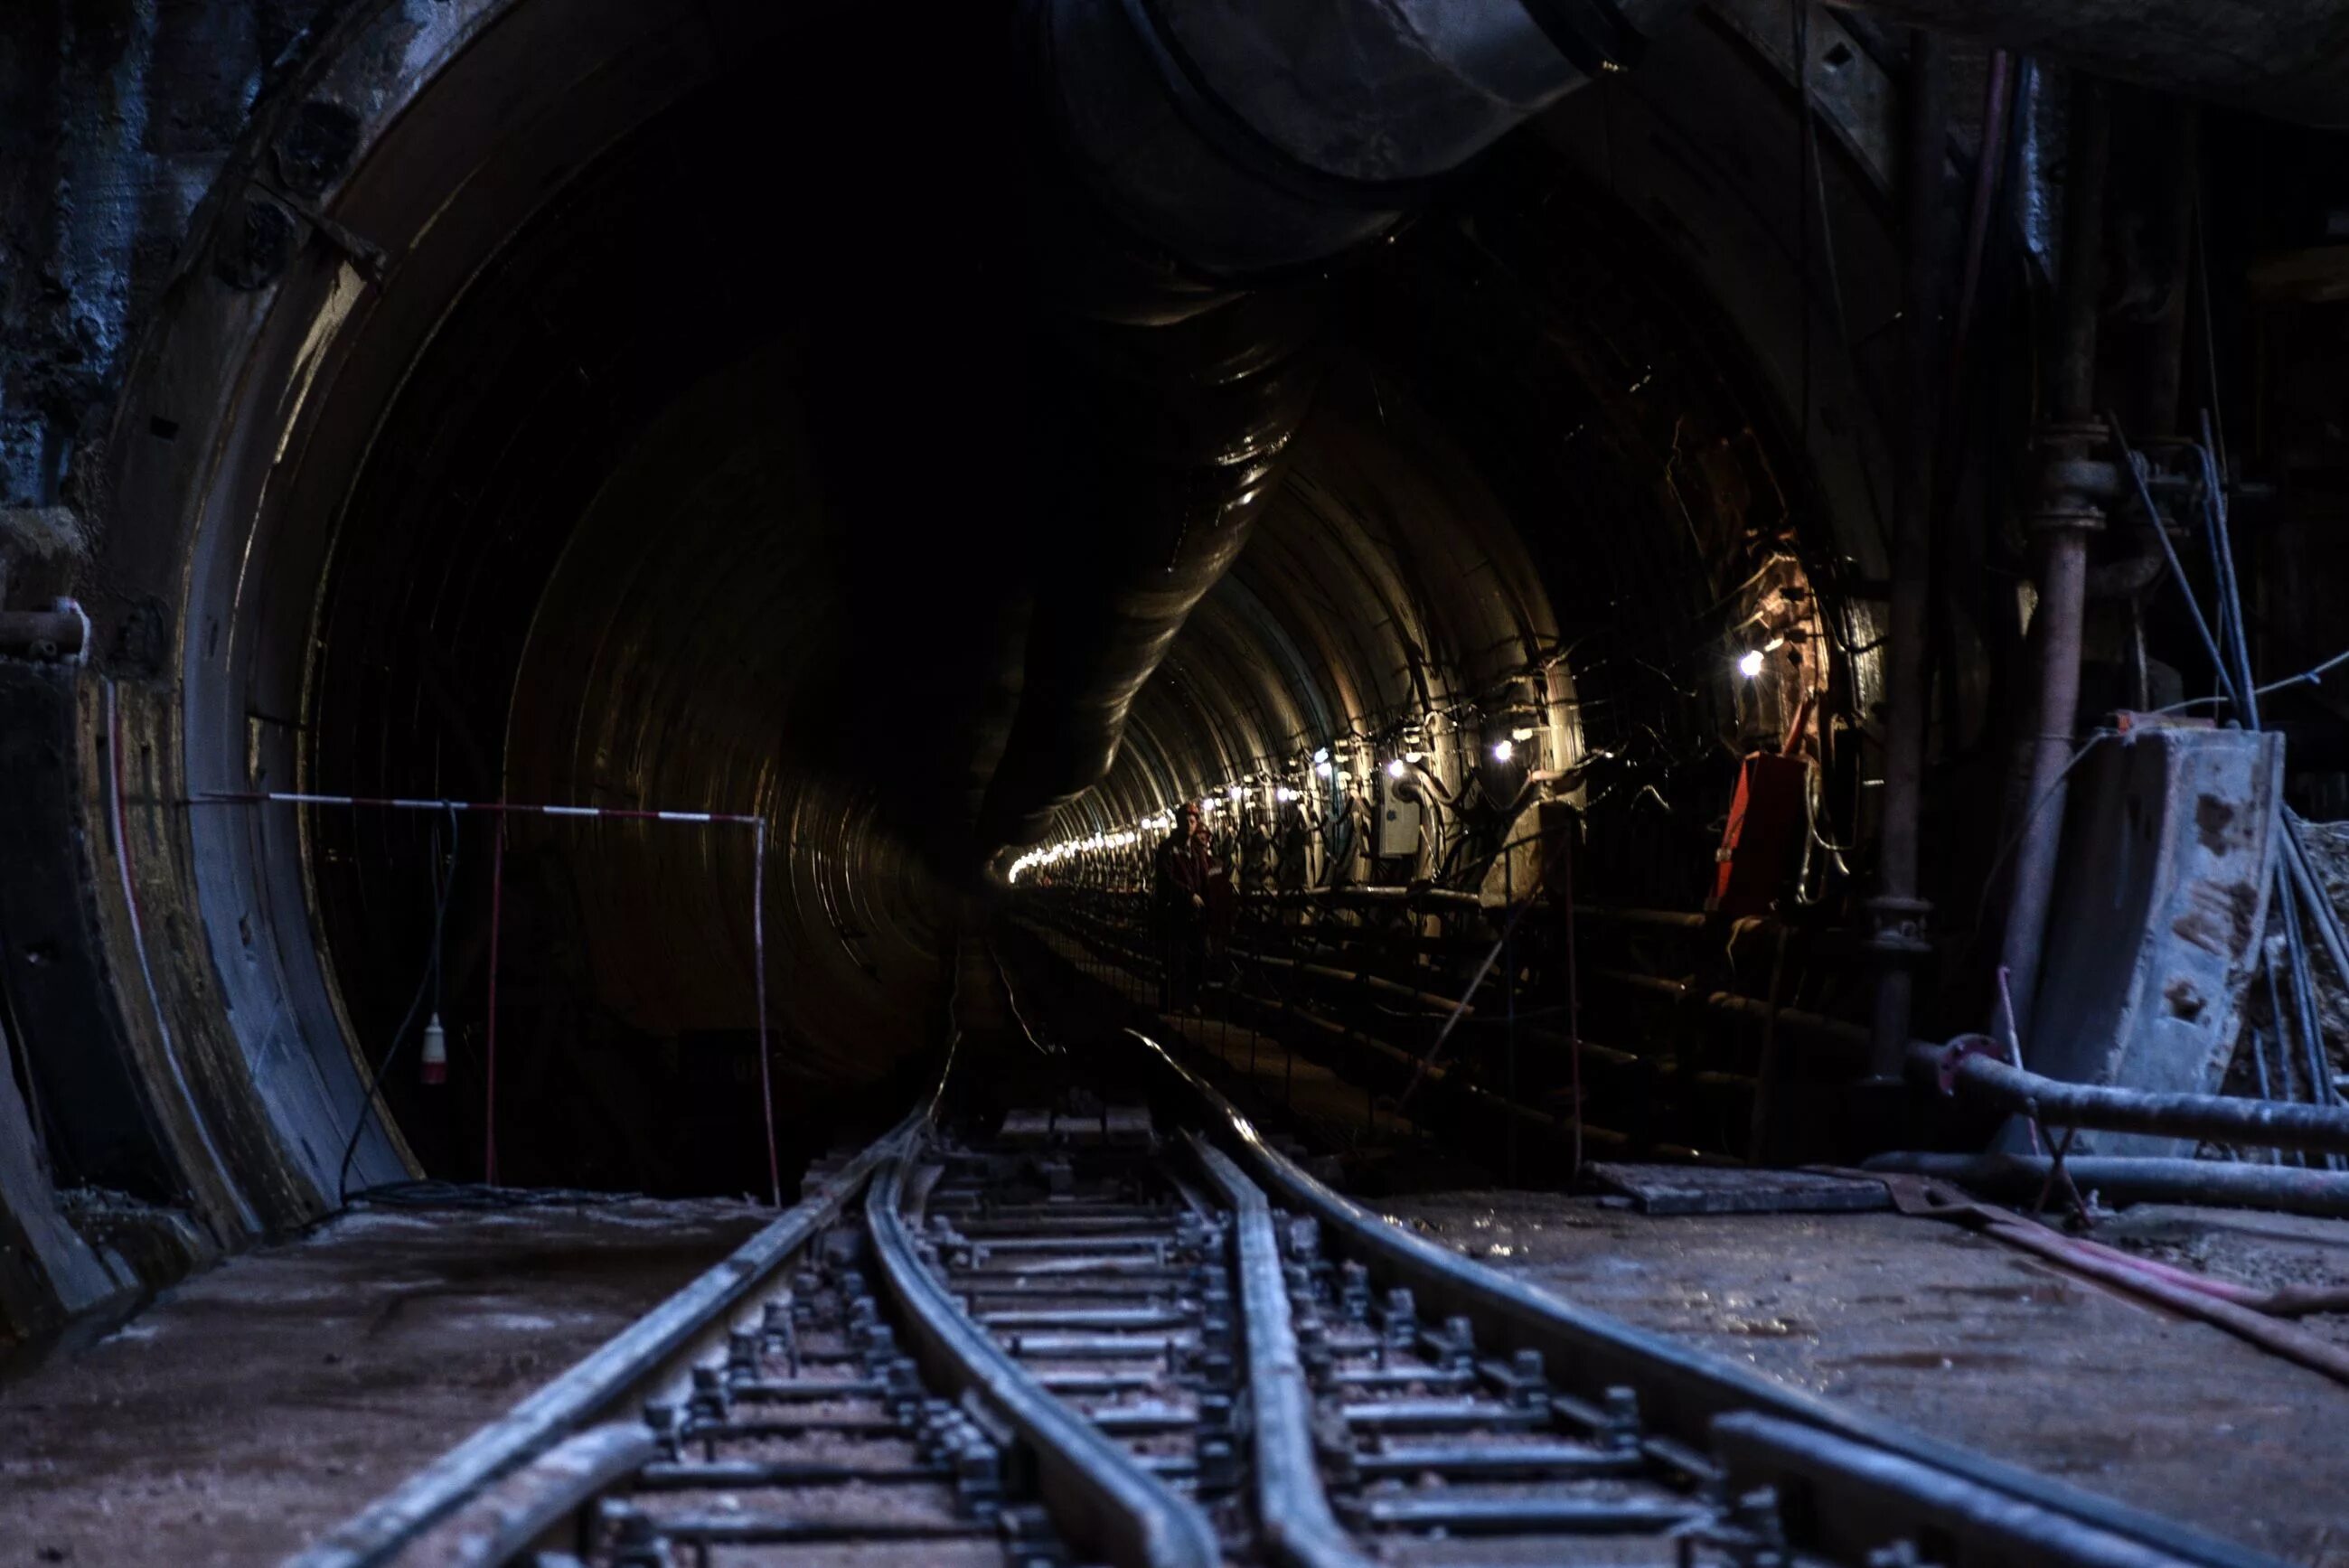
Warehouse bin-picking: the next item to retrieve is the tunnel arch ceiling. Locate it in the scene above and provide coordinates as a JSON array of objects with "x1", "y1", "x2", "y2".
[
  {"x1": 1043, "y1": 23, "x2": 1904, "y2": 906},
  {"x1": 52, "y1": 0, "x2": 1906, "y2": 1232}
]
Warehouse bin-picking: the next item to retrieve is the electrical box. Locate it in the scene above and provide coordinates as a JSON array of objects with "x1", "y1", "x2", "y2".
[
  {"x1": 1707, "y1": 752, "x2": 1809, "y2": 915},
  {"x1": 1377, "y1": 780, "x2": 1422, "y2": 859}
]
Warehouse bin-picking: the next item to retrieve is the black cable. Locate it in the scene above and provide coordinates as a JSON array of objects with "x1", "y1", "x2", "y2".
[
  {"x1": 344, "y1": 1179, "x2": 640, "y2": 1210},
  {"x1": 336, "y1": 804, "x2": 460, "y2": 1205}
]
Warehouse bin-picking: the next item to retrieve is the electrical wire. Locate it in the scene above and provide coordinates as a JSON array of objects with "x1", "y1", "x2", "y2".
[
  {"x1": 2156, "y1": 646, "x2": 2349, "y2": 713},
  {"x1": 335, "y1": 803, "x2": 460, "y2": 1205},
  {"x1": 1970, "y1": 728, "x2": 2119, "y2": 935}
]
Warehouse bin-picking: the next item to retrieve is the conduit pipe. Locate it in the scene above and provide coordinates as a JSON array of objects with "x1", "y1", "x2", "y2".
[
  {"x1": 1865, "y1": 1150, "x2": 2349, "y2": 1221},
  {"x1": 979, "y1": 0, "x2": 1695, "y2": 852},
  {"x1": 1030, "y1": 0, "x2": 1678, "y2": 279},
  {"x1": 0, "y1": 604, "x2": 89, "y2": 662},
  {"x1": 1906, "y1": 1040, "x2": 2349, "y2": 1158}
]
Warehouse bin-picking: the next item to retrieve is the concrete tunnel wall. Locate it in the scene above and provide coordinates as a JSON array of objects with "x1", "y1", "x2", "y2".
[{"x1": 0, "y1": 0, "x2": 1918, "y2": 1338}]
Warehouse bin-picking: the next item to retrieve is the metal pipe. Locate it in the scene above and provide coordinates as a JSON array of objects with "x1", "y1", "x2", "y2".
[
  {"x1": 1591, "y1": 967, "x2": 1870, "y2": 1051},
  {"x1": 1996, "y1": 75, "x2": 2110, "y2": 1051},
  {"x1": 1863, "y1": 1149, "x2": 2349, "y2": 1219},
  {"x1": 1867, "y1": 30, "x2": 1950, "y2": 1079},
  {"x1": 1907, "y1": 1039, "x2": 2349, "y2": 1156},
  {"x1": 0, "y1": 606, "x2": 88, "y2": 661}
]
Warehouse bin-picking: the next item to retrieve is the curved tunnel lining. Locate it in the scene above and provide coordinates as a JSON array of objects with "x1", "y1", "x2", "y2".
[{"x1": 80, "y1": 0, "x2": 1899, "y2": 1219}]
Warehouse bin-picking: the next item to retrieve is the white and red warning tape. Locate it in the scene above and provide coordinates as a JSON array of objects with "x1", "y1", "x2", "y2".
[
  {"x1": 193, "y1": 790, "x2": 763, "y2": 826},
  {"x1": 192, "y1": 788, "x2": 781, "y2": 1206}
]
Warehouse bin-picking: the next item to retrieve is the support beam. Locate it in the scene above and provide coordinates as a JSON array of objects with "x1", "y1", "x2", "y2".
[{"x1": 1866, "y1": 29, "x2": 1950, "y2": 1080}]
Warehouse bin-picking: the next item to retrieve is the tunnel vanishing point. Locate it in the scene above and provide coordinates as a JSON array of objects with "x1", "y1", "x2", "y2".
[{"x1": 6, "y1": 0, "x2": 2349, "y2": 1354}]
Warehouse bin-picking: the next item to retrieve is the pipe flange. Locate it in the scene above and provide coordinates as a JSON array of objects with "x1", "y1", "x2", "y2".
[
  {"x1": 2029, "y1": 422, "x2": 2117, "y2": 535},
  {"x1": 1863, "y1": 894, "x2": 1932, "y2": 957},
  {"x1": 2025, "y1": 502, "x2": 2108, "y2": 536},
  {"x1": 2038, "y1": 455, "x2": 2122, "y2": 503},
  {"x1": 2036, "y1": 418, "x2": 2112, "y2": 448},
  {"x1": 1935, "y1": 1032, "x2": 2006, "y2": 1094}
]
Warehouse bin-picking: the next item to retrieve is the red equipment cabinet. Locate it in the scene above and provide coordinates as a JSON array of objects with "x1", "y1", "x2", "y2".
[{"x1": 1708, "y1": 751, "x2": 1810, "y2": 916}]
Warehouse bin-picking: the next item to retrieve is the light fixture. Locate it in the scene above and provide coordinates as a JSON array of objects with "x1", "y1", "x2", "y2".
[
  {"x1": 1503, "y1": 679, "x2": 1541, "y2": 742},
  {"x1": 1737, "y1": 649, "x2": 1765, "y2": 679},
  {"x1": 1491, "y1": 738, "x2": 1515, "y2": 764},
  {"x1": 1312, "y1": 746, "x2": 1330, "y2": 765},
  {"x1": 1386, "y1": 757, "x2": 1406, "y2": 780},
  {"x1": 1228, "y1": 784, "x2": 1245, "y2": 802},
  {"x1": 1314, "y1": 759, "x2": 1333, "y2": 778},
  {"x1": 1276, "y1": 785, "x2": 1298, "y2": 803}
]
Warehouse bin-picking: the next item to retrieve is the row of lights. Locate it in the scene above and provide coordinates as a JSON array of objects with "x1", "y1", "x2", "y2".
[
  {"x1": 1008, "y1": 720, "x2": 1545, "y2": 884},
  {"x1": 1013, "y1": 657, "x2": 1781, "y2": 884},
  {"x1": 1008, "y1": 828, "x2": 1143, "y2": 884}
]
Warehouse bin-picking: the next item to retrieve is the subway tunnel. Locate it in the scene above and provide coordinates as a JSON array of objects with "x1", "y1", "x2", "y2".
[
  {"x1": 9, "y1": 9, "x2": 2349, "y2": 1554},
  {"x1": 1, "y1": 0, "x2": 1925, "y2": 1232}
]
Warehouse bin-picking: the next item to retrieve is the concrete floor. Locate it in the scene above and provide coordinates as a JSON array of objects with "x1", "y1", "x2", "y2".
[
  {"x1": 10, "y1": 930, "x2": 2348, "y2": 1568},
  {"x1": 5, "y1": 1169, "x2": 2345, "y2": 1568},
  {"x1": 1378, "y1": 1189, "x2": 2349, "y2": 1568},
  {"x1": 0, "y1": 1196, "x2": 766, "y2": 1567}
]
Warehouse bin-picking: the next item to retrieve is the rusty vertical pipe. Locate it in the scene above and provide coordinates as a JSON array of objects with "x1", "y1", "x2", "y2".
[
  {"x1": 1997, "y1": 75, "x2": 2110, "y2": 1051},
  {"x1": 2049, "y1": 80, "x2": 2111, "y2": 423},
  {"x1": 1867, "y1": 32, "x2": 1950, "y2": 1080}
]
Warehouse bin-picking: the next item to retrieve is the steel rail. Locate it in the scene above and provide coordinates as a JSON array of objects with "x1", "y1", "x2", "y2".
[
  {"x1": 863, "y1": 1137, "x2": 1224, "y2": 1568},
  {"x1": 1712, "y1": 1413, "x2": 2205, "y2": 1568},
  {"x1": 283, "y1": 1119, "x2": 913, "y2": 1568},
  {"x1": 1184, "y1": 1134, "x2": 1373, "y2": 1568},
  {"x1": 392, "y1": 1425, "x2": 658, "y2": 1567},
  {"x1": 1126, "y1": 1028, "x2": 2276, "y2": 1568}
]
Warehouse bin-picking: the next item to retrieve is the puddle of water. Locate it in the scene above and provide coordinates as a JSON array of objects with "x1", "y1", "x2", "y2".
[
  {"x1": 1944, "y1": 1282, "x2": 2076, "y2": 1305},
  {"x1": 1826, "y1": 1348, "x2": 2030, "y2": 1372},
  {"x1": 1718, "y1": 1317, "x2": 1811, "y2": 1338}
]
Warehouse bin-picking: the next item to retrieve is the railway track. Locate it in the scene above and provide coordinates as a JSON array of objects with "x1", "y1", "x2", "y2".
[{"x1": 289, "y1": 999, "x2": 2281, "y2": 1568}]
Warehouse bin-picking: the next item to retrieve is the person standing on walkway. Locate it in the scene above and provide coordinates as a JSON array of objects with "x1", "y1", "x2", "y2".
[{"x1": 1154, "y1": 801, "x2": 1209, "y2": 1009}]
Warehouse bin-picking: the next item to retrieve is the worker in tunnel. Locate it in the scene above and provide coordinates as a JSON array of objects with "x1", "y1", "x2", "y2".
[{"x1": 1154, "y1": 801, "x2": 1210, "y2": 1012}]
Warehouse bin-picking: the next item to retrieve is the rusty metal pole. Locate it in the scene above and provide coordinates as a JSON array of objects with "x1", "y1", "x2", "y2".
[
  {"x1": 1867, "y1": 31, "x2": 1951, "y2": 1080},
  {"x1": 1998, "y1": 75, "x2": 2112, "y2": 1051}
]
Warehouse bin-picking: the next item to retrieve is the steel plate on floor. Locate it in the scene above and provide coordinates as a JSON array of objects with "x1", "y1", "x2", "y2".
[{"x1": 1586, "y1": 1163, "x2": 1893, "y2": 1216}]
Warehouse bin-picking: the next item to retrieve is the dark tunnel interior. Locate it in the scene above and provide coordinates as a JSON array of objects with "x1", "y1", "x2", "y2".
[
  {"x1": 23, "y1": 5, "x2": 2349, "y2": 1560},
  {"x1": 257, "y1": 10, "x2": 1855, "y2": 1198},
  {"x1": 58, "y1": 0, "x2": 2349, "y2": 1246}
]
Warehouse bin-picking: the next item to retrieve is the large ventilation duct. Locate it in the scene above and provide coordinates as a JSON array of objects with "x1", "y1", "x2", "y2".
[
  {"x1": 1841, "y1": 1, "x2": 2349, "y2": 127},
  {"x1": 978, "y1": 0, "x2": 1692, "y2": 850}
]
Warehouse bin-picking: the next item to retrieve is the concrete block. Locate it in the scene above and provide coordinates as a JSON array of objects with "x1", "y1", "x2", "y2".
[{"x1": 2025, "y1": 721, "x2": 2283, "y2": 1155}]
